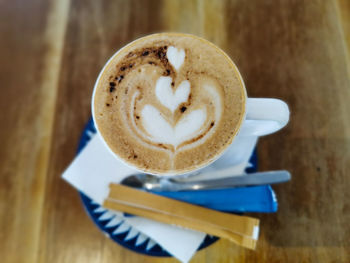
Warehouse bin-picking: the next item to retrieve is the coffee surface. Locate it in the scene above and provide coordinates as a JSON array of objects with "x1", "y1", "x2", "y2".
[{"x1": 93, "y1": 33, "x2": 245, "y2": 175}]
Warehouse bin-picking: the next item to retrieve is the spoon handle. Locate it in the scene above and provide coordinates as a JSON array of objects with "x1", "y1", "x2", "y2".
[{"x1": 165, "y1": 170, "x2": 291, "y2": 191}]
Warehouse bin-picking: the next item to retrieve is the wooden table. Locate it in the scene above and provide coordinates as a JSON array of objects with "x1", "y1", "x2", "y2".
[{"x1": 1, "y1": 0, "x2": 349, "y2": 262}]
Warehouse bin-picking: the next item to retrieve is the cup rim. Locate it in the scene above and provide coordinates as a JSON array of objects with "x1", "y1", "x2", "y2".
[{"x1": 91, "y1": 32, "x2": 248, "y2": 176}]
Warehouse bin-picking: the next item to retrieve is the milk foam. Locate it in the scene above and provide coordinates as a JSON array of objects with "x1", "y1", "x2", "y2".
[
  {"x1": 177, "y1": 83, "x2": 222, "y2": 151},
  {"x1": 94, "y1": 33, "x2": 245, "y2": 173},
  {"x1": 141, "y1": 105, "x2": 206, "y2": 147},
  {"x1": 156, "y1": 77, "x2": 190, "y2": 112},
  {"x1": 166, "y1": 46, "x2": 185, "y2": 71}
]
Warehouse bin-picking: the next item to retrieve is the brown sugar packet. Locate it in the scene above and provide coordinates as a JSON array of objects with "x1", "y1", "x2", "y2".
[
  {"x1": 103, "y1": 184, "x2": 259, "y2": 249},
  {"x1": 104, "y1": 199, "x2": 257, "y2": 250},
  {"x1": 108, "y1": 184, "x2": 259, "y2": 237}
]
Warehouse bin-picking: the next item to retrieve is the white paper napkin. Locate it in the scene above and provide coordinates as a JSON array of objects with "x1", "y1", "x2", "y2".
[
  {"x1": 62, "y1": 134, "x2": 257, "y2": 262},
  {"x1": 63, "y1": 135, "x2": 206, "y2": 262}
]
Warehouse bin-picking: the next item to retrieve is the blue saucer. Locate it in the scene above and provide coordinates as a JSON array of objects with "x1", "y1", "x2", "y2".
[{"x1": 78, "y1": 118, "x2": 257, "y2": 257}]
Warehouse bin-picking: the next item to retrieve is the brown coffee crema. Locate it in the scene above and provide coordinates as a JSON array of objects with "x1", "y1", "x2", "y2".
[{"x1": 93, "y1": 33, "x2": 246, "y2": 175}]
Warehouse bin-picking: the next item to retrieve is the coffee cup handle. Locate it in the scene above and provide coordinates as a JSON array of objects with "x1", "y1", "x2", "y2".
[{"x1": 239, "y1": 98, "x2": 290, "y2": 136}]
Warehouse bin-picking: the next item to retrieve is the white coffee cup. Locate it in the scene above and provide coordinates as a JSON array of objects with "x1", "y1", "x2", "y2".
[{"x1": 92, "y1": 37, "x2": 290, "y2": 177}]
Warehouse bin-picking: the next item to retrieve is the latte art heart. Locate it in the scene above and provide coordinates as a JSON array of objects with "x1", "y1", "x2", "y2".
[
  {"x1": 136, "y1": 81, "x2": 221, "y2": 149},
  {"x1": 141, "y1": 105, "x2": 206, "y2": 147},
  {"x1": 155, "y1": 77, "x2": 190, "y2": 113},
  {"x1": 167, "y1": 46, "x2": 185, "y2": 71}
]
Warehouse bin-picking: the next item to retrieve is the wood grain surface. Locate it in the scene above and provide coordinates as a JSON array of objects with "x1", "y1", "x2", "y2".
[{"x1": 1, "y1": 0, "x2": 349, "y2": 262}]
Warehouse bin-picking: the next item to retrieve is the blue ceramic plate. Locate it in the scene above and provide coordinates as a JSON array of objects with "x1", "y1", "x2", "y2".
[{"x1": 78, "y1": 118, "x2": 257, "y2": 257}]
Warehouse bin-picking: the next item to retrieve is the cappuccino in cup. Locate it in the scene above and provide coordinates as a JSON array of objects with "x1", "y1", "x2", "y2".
[{"x1": 93, "y1": 33, "x2": 246, "y2": 175}]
